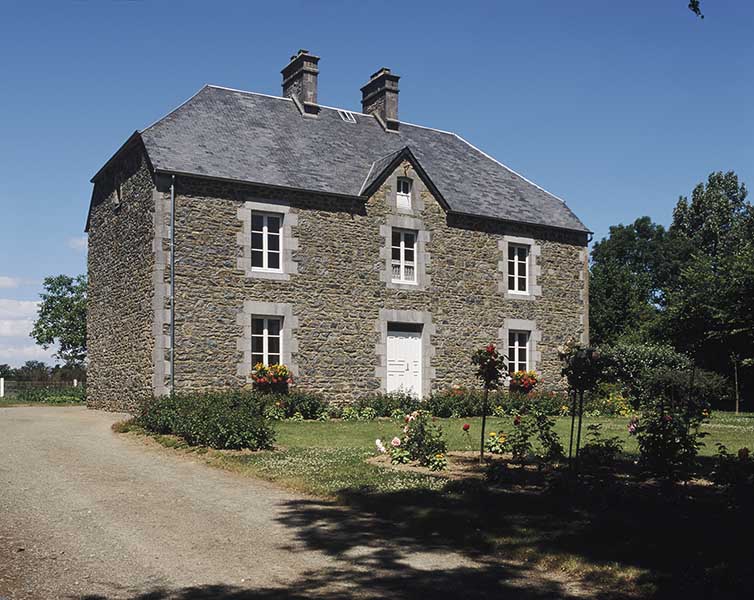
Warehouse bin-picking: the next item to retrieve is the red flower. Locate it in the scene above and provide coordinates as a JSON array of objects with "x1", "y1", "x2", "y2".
[
  {"x1": 663, "y1": 414, "x2": 672, "y2": 422},
  {"x1": 485, "y1": 343, "x2": 496, "y2": 354},
  {"x1": 513, "y1": 415, "x2": 521, "y2": 426},
  {"x1": 462, "y1": 423, "x2": 470, "y2": 431}
]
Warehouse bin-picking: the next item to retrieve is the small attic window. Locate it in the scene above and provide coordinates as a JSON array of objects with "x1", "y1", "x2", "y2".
[
  {"x1": 337, "y1": 110, "x2": 357, "y2": 124},
  {"x1": 396, "y1": 177, "x2": 412, "y2": 209}
]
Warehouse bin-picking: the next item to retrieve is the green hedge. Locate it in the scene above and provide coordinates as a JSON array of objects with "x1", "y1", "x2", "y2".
[
  {"x1": 138, "y1": 391, "x2": 276, "y2": 450},
  {"x1": 16, "y1": 386, "x2": 85, "y2": 404}
]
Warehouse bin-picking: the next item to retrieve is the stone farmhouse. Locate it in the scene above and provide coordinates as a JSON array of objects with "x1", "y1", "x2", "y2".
[{"x1": 85, "y1": 50, "x2": 590, "y2": 411}]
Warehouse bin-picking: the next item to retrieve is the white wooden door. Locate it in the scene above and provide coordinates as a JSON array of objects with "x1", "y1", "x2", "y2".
[{"x1": 386, "y1": 329, "x2": 422, "y2": 396}]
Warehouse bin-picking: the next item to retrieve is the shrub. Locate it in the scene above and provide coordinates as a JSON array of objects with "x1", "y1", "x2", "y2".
[
  {"x1": 495, "y1": 389, "x2": 566, "y2": 417},
  {"x1": 582, "y1": 384, "x2": 632, "y2": 417},
  {"x1": 579, "y1": 423, "x2": 624, "y2": 468},
  {"x1": 356, "y1": 391, "x2": 420, "y2": 417},
  {"x1": 278, "y1": 391, "x2": 329, "y2": 420},
  {"x1": 507, "y1": 414, "x2": 535, "y2": 465},
  {"x1": 378, "y1": 410, "x2": 448, "y2": 469},
  {"x1": 634, "y1": 407, "x2": 706, "y2": 480},
  {"x1": 712, "y1": 444, "x2": 754, "y2": 503},
  {"x1": 532, "y1": 411, "x2": 564, "y2": 461},
  {"x1": 16, "y1": 386, "x2": 85, "y2": 404},
  {"x1": 425, "y1": 387, "x2": 485, "y2": 417},
  {"x1": 598, "y1": 342, "x2": 692, "y2": 404},
  {"x1": 484, "y1": 431, "x2": 507, "y2": 454},
  {"x1": 138, "y1": 390, "x2": 276, "y2": 450}
]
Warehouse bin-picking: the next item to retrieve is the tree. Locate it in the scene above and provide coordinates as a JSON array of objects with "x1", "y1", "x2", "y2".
[
  {"x1": 662, "y1": 172, "x2": 753, "y2": 402},
  {"x1": 30, "y1": 275, "x2": 87, "y2": 366},
  {"x1": 688, "y1": 1, "x2": 703, "y2": 19},
  {"x1": 0, "y1": 364, "x2": 13, "y2": 378},
  {"x1": 589, "y1": 217, "x2": 667, "y2": 344}
]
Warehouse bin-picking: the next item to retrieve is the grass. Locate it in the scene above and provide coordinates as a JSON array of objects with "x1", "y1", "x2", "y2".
[{"x1": 122, "y1": 412, "x2": 754, "y2": 598}]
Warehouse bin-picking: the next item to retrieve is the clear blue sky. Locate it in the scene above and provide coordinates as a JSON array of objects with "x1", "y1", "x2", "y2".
[{"x1": 0, "y1": 0, "x2": 752, "y2": 366}]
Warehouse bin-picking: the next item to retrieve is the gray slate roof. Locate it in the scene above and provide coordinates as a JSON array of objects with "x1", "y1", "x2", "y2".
[{"x1": 137, "y1": 85, "x2": 588, "y2": 232}]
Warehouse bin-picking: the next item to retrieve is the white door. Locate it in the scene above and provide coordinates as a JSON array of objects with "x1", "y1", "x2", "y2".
[{"x1": 386, "y1": 329, "x2": 422, "y2": 397}]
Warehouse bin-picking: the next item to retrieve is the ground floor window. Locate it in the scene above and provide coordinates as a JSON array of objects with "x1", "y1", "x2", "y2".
[
  {"x1": 251, "y1": 316, "x2": 282, "y2": 365},
  {"x1": 508, "y1": 330, "x2": 529, "y2": 373}
]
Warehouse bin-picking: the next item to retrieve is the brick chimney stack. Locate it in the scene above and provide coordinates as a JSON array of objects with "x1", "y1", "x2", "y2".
[{"x1": 361, "y1": 67, "x2": 400, "y2": 131}]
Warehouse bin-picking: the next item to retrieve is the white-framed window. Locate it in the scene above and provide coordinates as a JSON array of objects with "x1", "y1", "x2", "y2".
[
  {"x1": 396, "y1": 178, "x2": 412, "y2": 210},
  {"x1": 391, "y1": 228, "x2": 417, "y2": 284},
  {"x1": 251, "y1": 316, "x2": 282, "y2": 366},
  {"x1": 508, "y1": 330, "x2": 529, "y2": 373},
  {"x1": 251, "y1": 212, "x2": 283, "y2": 272},
  {"x1": 507, "y1": 243, "x2": 529, "y2": 293}
]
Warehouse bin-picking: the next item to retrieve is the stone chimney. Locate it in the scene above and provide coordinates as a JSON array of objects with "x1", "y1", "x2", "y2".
[
  {"x1": 281, "y1": 49, "x2": 320, "y2": 115},
  {"x1": 361, "y1": 68, "x2": 400, "y2": 131}
]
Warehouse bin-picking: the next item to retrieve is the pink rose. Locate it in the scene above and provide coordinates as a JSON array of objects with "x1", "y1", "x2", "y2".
[{"x1": 391, "y1": 437, "x2": 401, "y2": 448}]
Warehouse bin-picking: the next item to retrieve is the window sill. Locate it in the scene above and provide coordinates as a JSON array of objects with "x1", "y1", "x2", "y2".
[{"x1": 246, "y1": 269, "x2": 290, "y2": 281}]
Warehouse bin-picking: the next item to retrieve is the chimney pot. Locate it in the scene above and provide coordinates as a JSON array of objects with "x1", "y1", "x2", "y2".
[
  {"x1": 361, "y1": 67, "x2": 400, "y2": 131},
  {"x1": 281, "y1": 49, "x2": 320, "y2": 115}
]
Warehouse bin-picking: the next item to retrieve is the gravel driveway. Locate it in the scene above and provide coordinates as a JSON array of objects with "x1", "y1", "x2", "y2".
[{"x1": 0, "y1": 406, "x2": 583, "y2": 599}]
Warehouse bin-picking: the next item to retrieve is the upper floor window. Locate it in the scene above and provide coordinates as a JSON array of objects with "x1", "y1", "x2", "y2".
[
  {"x1": 251, "y1": 316, "x2": 282, "y2": 366},
  {"x1": 507, "y1": 243, "x2": 529, "y2": 293},
  {"x1": 251, "y1": 212, "x2": 282, "y2": 272},
  {"x1": 396, "y1": 178, "x2": 412, "y2": 210},
  {"x1": 508, "y1": 330, "x2": 529, "y2": 373},
  {"x1": 391, "y1": 229, "x2": 417, "y2": 284}
]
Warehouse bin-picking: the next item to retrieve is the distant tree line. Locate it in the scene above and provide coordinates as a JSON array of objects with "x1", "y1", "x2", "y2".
[{"x1": 0, "y1": 360, "x2": 86, "y2": 382}]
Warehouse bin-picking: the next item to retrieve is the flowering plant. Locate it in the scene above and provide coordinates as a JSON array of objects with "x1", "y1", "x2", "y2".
[
  {"x1": 484, "y1": 431, "x2": 508, "y2": 454},
  {"x1": 251, "y1": 363, "x2": 293, "y2": 393},
  {"x1": 509, "y1": 370, "x2": 539, "y2": 394},
  {"x1": 427, "y1": 453, "x2": 448, "y2": 471}
]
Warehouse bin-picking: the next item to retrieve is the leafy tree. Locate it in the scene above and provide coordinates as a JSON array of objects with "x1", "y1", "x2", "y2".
[
  {"x1": 589, "y1": 217, "x2": 667, "y2": 344},
  {"x1": 30, "y1": 275, "x2": 87, "y2": 366},
  {"x1": 0, "y1": 364, "x2": 13, "y2": 378},
  {"x1": 688, "y1": 1, "x2": 703, "y2": 19}
]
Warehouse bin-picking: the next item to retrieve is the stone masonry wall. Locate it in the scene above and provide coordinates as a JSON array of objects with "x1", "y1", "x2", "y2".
[
  {"x1": 171, "y1": 161, "x2": 588, "y2": 401},
  {"x1": 86, "y1": 147, "x2": 155, "y2": 411}
]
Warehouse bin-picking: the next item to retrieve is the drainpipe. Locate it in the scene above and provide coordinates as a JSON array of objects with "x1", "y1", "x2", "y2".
[{"x1": 170, "y1": 175, "x2": 176, "y2": 395}]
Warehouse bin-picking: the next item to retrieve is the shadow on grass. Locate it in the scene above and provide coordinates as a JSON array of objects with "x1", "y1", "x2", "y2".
[{"x1": 78, "y1": 457, "x2": 751, "y2": 600}]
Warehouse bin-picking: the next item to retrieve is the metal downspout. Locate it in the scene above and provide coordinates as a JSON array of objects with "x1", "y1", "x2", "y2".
[{"x1": 170, "y1": 175, "x2": 176, "y2": 395}]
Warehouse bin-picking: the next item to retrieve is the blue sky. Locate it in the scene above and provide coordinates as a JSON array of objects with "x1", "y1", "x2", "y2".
[{"x1": 0, "y1": 0, "x2": 751, "y2": 366}]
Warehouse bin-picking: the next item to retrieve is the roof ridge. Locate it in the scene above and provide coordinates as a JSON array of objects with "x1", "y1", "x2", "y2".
[{"x1": 205, "y1": 84, "x2": 456, "y2": 136}]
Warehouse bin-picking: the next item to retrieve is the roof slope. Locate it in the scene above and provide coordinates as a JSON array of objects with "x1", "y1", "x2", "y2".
[{"x1": 137, "y1": 85, "x2": 588, "y2": 232}]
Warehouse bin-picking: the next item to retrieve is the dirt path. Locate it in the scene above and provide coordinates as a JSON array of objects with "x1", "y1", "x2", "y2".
[{"x1": 0, "y1": 406, "x2": 584, "y2": 599}]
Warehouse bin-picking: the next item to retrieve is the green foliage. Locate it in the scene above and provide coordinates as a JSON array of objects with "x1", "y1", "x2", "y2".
[
  {"x1": 483, "y1": 430, "x2": 507, "y2": 454},
  {"x1": 30, "y1": 274, "x2": 87, "y2": 366},
  {"x1": 389, "y1": 446, "x2": 410, "y2": 465},
  {"x1": 589, "y1": 217, "x2": 667, "y2": 345},
  {"x1": 15, "y1": 385, "x2": 85, "y2": 404},
  {"x1": 355, "y1": 391, "x2": 420, "y2": 417},
  {"x1": 431, "y1": 388, "x2": 566, "y2": 418},
  {"x1": 138, "y1": 391, "x2": 276, "y2": 450},
  {"x1": 507, "y1": 415, "x2": 535, "y2": 465},
  {"x1": 471, "y1": 342, "x2": 508, "y2": 390},
  {"x1": 579, "y1": 423, "x2": 624, "y2": 468},
  {"x1": 400, "y1": 410, "x2": 448, "y2": 468},
  {"x1": 712, "y1": 444, "x2": 753, "y2": 503},
  {"x1": 598, "y1": 341, "x2": 693, "y2": 403},
  {"x1": 532, "y1": 411, "x2": 564, "y2": 461}
]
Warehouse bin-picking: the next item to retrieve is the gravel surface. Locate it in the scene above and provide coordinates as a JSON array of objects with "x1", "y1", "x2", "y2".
[{"x1": 0, "y1": 406, "x2": 584, "y2": 599}]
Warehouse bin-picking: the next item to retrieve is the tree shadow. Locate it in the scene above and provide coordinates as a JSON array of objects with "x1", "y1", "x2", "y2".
[{"x1": 77, "y1": 458, "x2": 751, "y2": 600}]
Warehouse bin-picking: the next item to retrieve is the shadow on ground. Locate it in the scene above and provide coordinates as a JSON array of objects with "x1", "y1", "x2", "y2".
[{"x1": 79, "y1": 456, "x2": 753, "y2": 600}]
